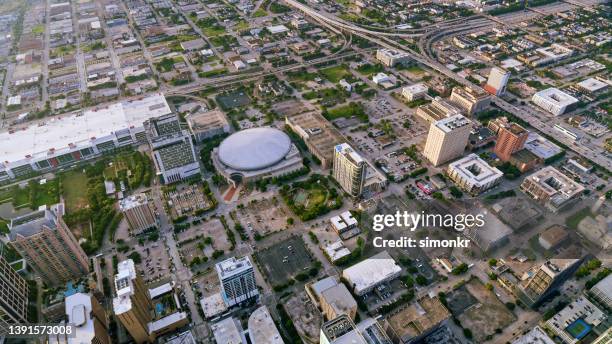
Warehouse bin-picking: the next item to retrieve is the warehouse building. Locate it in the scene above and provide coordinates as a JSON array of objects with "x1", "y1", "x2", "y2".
[{"x1": 342, "y1": 251, "x2": 401, "y2": 296}]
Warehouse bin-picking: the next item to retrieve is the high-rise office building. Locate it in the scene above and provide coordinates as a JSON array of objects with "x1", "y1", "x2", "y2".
[
  {"x1": 333, "y1": 143, "x2": 366, "y2": 198},
  {"x1": 449, "y1": 87, "x2": 491, "y2": 115},
  {"x1": 119, "y1": 193, "x2": 156, "y2": 234},
  {"x1": 518, "y1": 259, "x2": 583, "y2": 308},
  {"x1": 423, "y1": 115, "x2": 472, "y2": 166},
  {"x1": 8, "y1": 204, "x2": 90, "y2": 285},
  {"x1": 49, "y1": 292, "x2": 111, "y2": 344},
  {"x1": 0, "y1": 254, "x2": 28, "y2": 335},
  {"x1": 145, "y1": 114, "x2": 200, "y2": 184},
  {"x1": 216, "y1": 256, "x2": 259, "y2": 307},
  {"x1": 484, "y1": 67, "x2": 510, "y2": 96},
  {"x1": 494, "y1": 122, "x2": 529, "y2": 161},
  {"x1": 113, "y1": 259, "x2": 154, "y2": 344}
]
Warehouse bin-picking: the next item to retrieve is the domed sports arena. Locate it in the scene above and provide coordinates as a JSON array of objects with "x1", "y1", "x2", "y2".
[{"x1": 212, "y1": 127, "x2": 303, "y2": 186}]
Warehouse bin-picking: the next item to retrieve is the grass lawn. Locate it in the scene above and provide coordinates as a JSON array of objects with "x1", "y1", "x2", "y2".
[
  {"x1": 0, "y1": 218, "x2": 8, "y2": 234},
  {"x1": 293, "y1": 186, "x2": 328, "y2": 210},
  {"x1": 199, "y1": 68, "x2": 227, "y2": 78},
  {"x1": 403, "y1": 65, "x2": 425, "y2": 73},
  {"x1": 51, "y1": 45, "x2": 76, "y2": 57},
  {"x1": 210, "y1": 35, "x2": 237, "y2": 48},
  {"x1": 306, "y1": 189, "x2": 327, "y2": 207},
  {"x1": 32, "y1": 24, "x2": 44, "y2": 34},
  {"x1": 320, "y1": 65, "x2": 351, "y2": 83},
  {"x1": 356, "y1": 63, "x2": 384, "y2": 76},
  {"x1": 62, "y1": 171, "x2": 89, "y2": 213},
  {"x1": 177, "y1": 34, "x2": 200, "y2": 42},
  {"x1": 252, "y1": 8, "x2": 267, "y2": 17},
  {"x1": 325, "y1": 102, "x2": 368, "y2": 122},
  {"x1": 233, "y1": 20, "x2": 249, "y2": 32},
  {"x1": 201, "y1": 25, "x2": 226, "y2": 37},
  {"x1": 566, "y1": 207, "x2": 592, "y2": 230}
]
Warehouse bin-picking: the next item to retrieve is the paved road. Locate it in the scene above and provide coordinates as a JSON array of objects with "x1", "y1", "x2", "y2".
[{"x1": 283, "y1": 0, "x2": 612, "y2": 172}]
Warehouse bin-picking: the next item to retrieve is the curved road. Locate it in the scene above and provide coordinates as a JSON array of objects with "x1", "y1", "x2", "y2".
[{"x1": 282, "y1": 0, "x2": 612, "y2": 172}]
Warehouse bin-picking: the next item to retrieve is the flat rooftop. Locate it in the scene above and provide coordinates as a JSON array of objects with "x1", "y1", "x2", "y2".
[
  {"x1": 185, "y1": 110, "x2": 229, "y2": 132},
  {"x1": 215, "y1": 256, "x2": 253, "y2": 279},
  {"x1": 65, "y1": 293, "x2": 97, "y2": 344},
  {"x1": 533, "y1": 88, "x2": 578, "y2": 107},
  {"x1": 576, "y1": 77, "x2": 608, "y2": 92},
  {"x1": 524, "y1": 133, "x2": 563, "y2": 160},
  {"x1": 211, "y1": 317, "x2": 245, "y2": 344},
  {"x1": 511, "y1": 326, "x2": 555, "y2": 344},
  {"x1": 523, "y1": 166, "x2": 584, "y2": 199},
  {"x1": 448, "y1": 153, "x2": 503, "y2": 186},
  {"x1": 403, "y1": 83, "x2": 428, "y2": 94},
  {"x1": 113, "y1": 259, "x2": 138, "y2": 315},
  {"x1": 119, "y1": 193, "x2": 149, "y2": 211},
  {"x1": 0, "y1": 93, "x2": 171, "y2": 166},
  {"x1": 435, "y1": 114, "x2": 471, "y2": 133},
  {"x1": 386, "y1": 296, "x2": 451, "y2": 341},
  {"x1": 342, "y1": 251, "x2": 401, "y2": 295},
  {"x1": 248, "y1": 306, "x2": 283, "y2": 344},
  {"x1": 335, "y1": 143, "x2": 364, "y2": 165}
]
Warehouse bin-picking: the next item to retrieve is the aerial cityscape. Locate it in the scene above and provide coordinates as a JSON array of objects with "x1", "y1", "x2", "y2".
[{"x1": 0, "y1": 0, "x2": 609, "y2": 342}]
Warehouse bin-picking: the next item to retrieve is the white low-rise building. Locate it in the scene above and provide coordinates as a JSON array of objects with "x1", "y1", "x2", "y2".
[
  {"x1": 376, "y1": 48, "x2": 411, "y2": 67},
  {"x1": 342, "y1": 251, "x2": 401, "y2": 296},
  {"x1": 401, "y1": 83, "x2": 428, "y2": 101},
  {"x1": 447, "y1": 154, "x2": 503, "y2": 194},
  {"x1": 532, "y1": 88, "x2": 579, "y2": 116}
]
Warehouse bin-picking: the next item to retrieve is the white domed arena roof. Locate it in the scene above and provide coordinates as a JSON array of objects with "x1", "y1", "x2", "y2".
[{"x1": 218, "y1": 127, "x2": 292, "y2": 171}]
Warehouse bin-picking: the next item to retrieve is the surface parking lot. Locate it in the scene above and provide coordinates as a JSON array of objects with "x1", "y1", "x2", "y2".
[
  {"x1": 254, "y1": 236, "x2": 315, "y2": 285},
  {"x1": 131, "y1": 242, "x2": 172, "y2": 284}
]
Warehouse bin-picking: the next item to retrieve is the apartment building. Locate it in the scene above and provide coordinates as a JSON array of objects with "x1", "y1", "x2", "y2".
[
  {"x1": 332, "y1": 143, "x2": 367, "y2": 198},
  {"x1": 8, "y1": 204, "x2": 90, "y2": 285}
]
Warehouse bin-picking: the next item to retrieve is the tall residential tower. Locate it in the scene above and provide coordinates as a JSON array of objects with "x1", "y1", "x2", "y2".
[
  {"x1": 8, "y1": 204, "x2": 90, "y2": 285},
  {"x1": 332, "y1": 143, "x2": 366, "y2": 198},
  {"x1": 0, "y1": 254, "x2": 28, "y2": 334},
  {"x1": 216, "y1": 256, "x2": 259, "y2": 307},
  {"x1": 113, "y1": 259, "x2": 154, "y2": 344}
]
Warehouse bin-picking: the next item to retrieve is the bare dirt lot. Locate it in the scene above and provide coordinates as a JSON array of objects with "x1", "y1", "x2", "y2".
[
  {"x1": 177, "y1": 218, "x2": 232, "y2": 265},
  {"x1": 284, "y1": 291, "x2": 323, "y2": 343},
  {"x1": 237, "y1": 197, "x2": 290, "y2": 236},
  {"x1": 458, "y1": 278, "x2": 517, "y2": 343}
]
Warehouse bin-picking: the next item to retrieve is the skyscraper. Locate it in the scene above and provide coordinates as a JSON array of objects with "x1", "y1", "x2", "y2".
[
  {"x1": 332, "y1": 143, "x2": 366, "y2": 198},
  {"x1": 484, "y1": 67, "x2": 510, "y2": 96},
  {"x1": 8, "y1": 204, "x2": 90, "y2": 285},
  {"x1": 423, "y1": 115, "x2": 472, "y2": 166},
  {"x1": 50, "y1": 292, "x2": 111, "y2": 344},
  {"x1": 216, "y1": 256, "x2": 259, "y2": 307},
  {"x1": 494, "y1": 122, "x2": 529, "y2": 161},
  {"x1": 119, "y1": 193, "x2": 157, "y2": 234},
  {"x1": 113, "y1": 259, "x2": 154, "y2": 344},
  {"x1": 0, "y1": 254, "x2": 28, "y2": 335}
]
